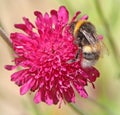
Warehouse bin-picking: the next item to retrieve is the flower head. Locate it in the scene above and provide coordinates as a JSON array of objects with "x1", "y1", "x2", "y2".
[{"x1": 5, "y1": 6, "x2": 100, "y2": 106}]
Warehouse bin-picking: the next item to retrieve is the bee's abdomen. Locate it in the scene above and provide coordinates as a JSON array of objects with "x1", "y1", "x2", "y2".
[{"x1": 83, "y1": 52, "x2": 100, "y2": 60}]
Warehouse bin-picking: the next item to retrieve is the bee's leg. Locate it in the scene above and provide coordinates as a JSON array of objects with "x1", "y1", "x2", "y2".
[
  {"x1": 67, "y1": 48, "x2": 81, "y2": 64},
  {"x1": 75, "y1": 48, "x2": 81, "y2": 59}
]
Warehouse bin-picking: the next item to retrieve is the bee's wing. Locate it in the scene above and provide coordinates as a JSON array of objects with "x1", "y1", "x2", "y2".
[
  {"x1": 81, "y1": 30, "x2": 96, "y2": 44},
  {"x1": 94, "y1": 33, "x2": 109, "y2": 56},
  {"x1": 99, "y1": 40, "x2": 109, "y2": 57},
  {"x1": 83, "y1": 29, "x2": 109, "y2": 55},
  {"x1": 81, "y1": 29, "x2": 98, "y2": 51}
]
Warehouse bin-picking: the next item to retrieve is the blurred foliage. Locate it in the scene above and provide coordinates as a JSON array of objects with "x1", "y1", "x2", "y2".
[{"x1": 0, "y1": 0, "x2": 120, "y2": 115}]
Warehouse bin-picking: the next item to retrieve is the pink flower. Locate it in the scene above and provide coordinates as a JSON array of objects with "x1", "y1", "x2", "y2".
[{"x1": 5, "y1": 6, "x2": 99, "y2": 106}]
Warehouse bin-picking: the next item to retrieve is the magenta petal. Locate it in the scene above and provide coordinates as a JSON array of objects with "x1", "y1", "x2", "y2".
[
  {"x1": 63, "y1": 87, "x2": 75, "y2": 102},
  {"x1": 80, "y1": 15, "x2": 88, "y2": 20},
  {"x1": 34, "y1": 91, "x2": 41, "y2": 104},
  {"x1": 23, "y1": 17, "x2": 35, "y2": 29},
  {"x1": 14, "y1": 17, "x2": 35, "y2": 34},
  {"x1": 44, "y1": 13, "x2": 49, "y2": 20},
  {"x1": 34, "y1": 11, "x2": 43, "y2": 19},
  {"x1": 50, "y1": 10, "x2": 58, "y2": 25},
  {"x1": 71, "y1": 11, "x2": 81, "y2": 22},
  {"x1": 50, "y1": 88, "x2": 59, "y2": 104},
  {"x1": 20, "y1": 78, "x2": 33, "y2": 95},
  {"x1": 5, "y1": 65, "x2": 16, "y2": 70},
  {"x1": 45, "y1": 95, "x2": 53, "y2": 105},
  {"x1": 73, "y1": 81, "x2": 88, "y2": 98},
  {"x1": 58, "y1": 6, "x2": 69, "y2": 24},
  {"x1": 84, "y1": 67, "x2": 100, "y2": 82},
  {"x1": 79, "y1": 88, "x2": 88, "y2": 98},
  {"x1": 15, "y1": 24, "x2": 27, "y2": 31},
  {"x1": 11, "y1": 69, "x2": 27, "y2": 81},
  {"x1": 44, "y1": 13, "x2": 52, "y2": 28},
  {"x1": 10, "y1": 33, "x2": 29, "y2": 41},
  {"x1": 34, "y1": 11, "x2": 44, "y2": 30}
]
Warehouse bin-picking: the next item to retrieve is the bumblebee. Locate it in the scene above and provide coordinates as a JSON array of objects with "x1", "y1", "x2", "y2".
[{"x1": 68, "y1": 20, "x2": 104, "y2": 68}]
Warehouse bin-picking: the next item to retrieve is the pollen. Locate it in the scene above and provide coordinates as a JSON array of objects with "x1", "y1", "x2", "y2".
[{"x1": 83, "y1": 45, "x2": 92, "y2": 53}]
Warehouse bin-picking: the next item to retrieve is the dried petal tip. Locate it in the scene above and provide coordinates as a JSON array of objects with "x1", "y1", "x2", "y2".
[{"x1": 5, "y1": 6, "x2": 100, "y2": 106}]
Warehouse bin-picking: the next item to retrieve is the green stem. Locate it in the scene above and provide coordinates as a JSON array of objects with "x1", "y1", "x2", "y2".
[
  {"x1": 0, "y1": 27, "x2": 41, "y2": 115},
  {"x1": 93, "y1": 0, "x2": 120, "y2": 75},
  {"x1": 69, "y1": 103, "x2": 86, "y2": 115},
  {"x1": 28, "y1": 95, "x2": 41, "y2": 115},
  {"x1": 88, "y1": 97, "x2": 113, "y2": 115},
  {"x1": 0, "y1": 27, "x2": 12, "y2": 48}
]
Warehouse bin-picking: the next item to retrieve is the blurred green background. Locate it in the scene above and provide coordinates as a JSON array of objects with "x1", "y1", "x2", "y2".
[{"x1": 0, "y1": 0, "x2": 120, "y2": 115}]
